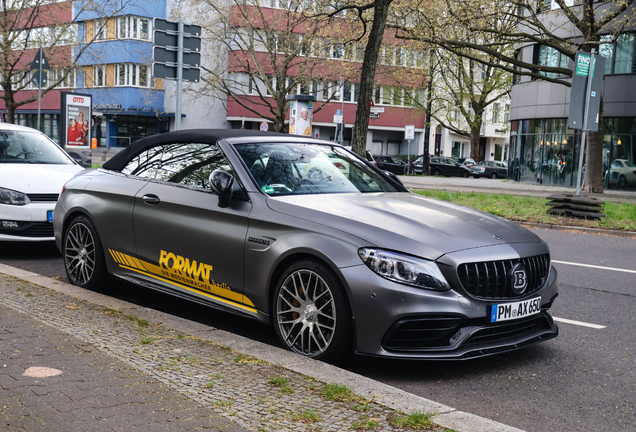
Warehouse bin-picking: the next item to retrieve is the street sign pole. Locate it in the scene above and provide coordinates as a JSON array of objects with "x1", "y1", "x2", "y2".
[
  {"x1": 175, "y1": 18, "x2": 184, "y2": 130},
  {"x1": 575, "y1": 49, "x2": 596, "y2": 196},
  {"x1": 37, "y1": 48, "x2": 42, "y2": 131}
]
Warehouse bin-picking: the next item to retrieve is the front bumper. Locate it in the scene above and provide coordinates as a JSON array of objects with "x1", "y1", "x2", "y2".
[
  {"x1": 0, "y1": 202, "x2": 56, "y2": 241},
  {"x1": 341, "y1": 248, "x2": 559, "y2": 360}
]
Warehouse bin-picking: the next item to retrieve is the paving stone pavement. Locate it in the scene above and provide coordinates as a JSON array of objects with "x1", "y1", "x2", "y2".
[{"x1": 0, "y1": 274, "x2": 450, "y2": 432}]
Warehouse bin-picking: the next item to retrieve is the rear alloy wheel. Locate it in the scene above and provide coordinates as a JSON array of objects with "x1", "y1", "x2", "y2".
[
  {"x1": 491, "y1": 172, "x2": 498, "y2": 179},
  {"x1": 619, "y1": 175, "x2": 627, "y2": 189},
  {"x1": 462, "y1": 171, "x2": 469, "y2": 178},
  {"x1": 273, "y1": 260, "x2": 352, "y2": 363},
  {"x1": 64, "y1": 215, "x2": 107, "y2": 289},
  {"x1": 433, "y1": 168, "x2": 442, "y2": 176}
]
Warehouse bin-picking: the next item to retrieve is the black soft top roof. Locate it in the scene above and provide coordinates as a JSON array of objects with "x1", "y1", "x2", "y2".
[{"x1": 102, "y1": 128, "x2": 288, "y2": 172}]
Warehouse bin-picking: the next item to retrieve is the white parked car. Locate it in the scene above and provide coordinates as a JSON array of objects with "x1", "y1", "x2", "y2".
[
  {"x1": 0, "y1": 123, "x2": 83, "y2": 241},
  {"x1": 606, "y1": 158, "x2": 636, "y2": 189}
]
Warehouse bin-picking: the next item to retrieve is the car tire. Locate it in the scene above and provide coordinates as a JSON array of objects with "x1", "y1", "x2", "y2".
[
  {"x1": 462, "y1": 171, "x2": 469, "y2": 178},
  {"x1": 273, "y1": 260, "x2": 352, "y2": 364},
  {"x1": 63, "y1": 215, "x2": 107, "y2": 289},
  {"x1": 491, "y1": 173, "x2": 498, "y2": 179},
  {"x1": 433, "y1": 168, "x2": 442, "y2": 176},
  {"x1": 619, "y1": 175, "x2": 627, "y2": 189}
]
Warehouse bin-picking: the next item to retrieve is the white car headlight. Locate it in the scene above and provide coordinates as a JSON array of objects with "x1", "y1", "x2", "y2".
[
  {"x1": 0, "y1": 187, "x2": 31, "y2": 205},
  {"x1": 358, "y1": 248, "x2": 450, "y2": 291}
]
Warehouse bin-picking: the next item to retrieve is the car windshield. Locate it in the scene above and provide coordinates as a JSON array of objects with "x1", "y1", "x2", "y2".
[
  {"x1": 234, "y1": 142, "x2": 400, "y2": 196},
  {"x1": 0, "y1": 130, "x2": 74, "y2": 164}
]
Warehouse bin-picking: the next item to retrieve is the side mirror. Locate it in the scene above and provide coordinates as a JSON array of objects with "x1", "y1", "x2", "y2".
[
  {"x1": 209, "y1": 169, "x2": 234, "y2": 208},
  {"x1": 384, "y1": 171, "x2": 404, "y2": 186}
]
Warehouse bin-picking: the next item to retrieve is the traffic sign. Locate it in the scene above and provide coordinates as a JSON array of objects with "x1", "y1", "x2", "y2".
[
  {"x1": 153, "y1": 63, "x2": 200, "y2": 82},
  {"x1": 335, "y1": 109, "x2": 342, "y2": 116},
  {"x1": 30, "y1": 48, "x2": 50, "y2": 70},
  {"x1": 154, "y1": 31, "x2": 201, "y2": 52},
  {"x1": 405, "y1": 125, "x2": 415, "y2": 140},
  {"x1": 153, "y1": 47, "x2": 201, "y2": 67},
  {"x1": 31, "y1": 70, "x2": 47, "y2": 88},
  {"x1": 568, "y1": 51, "x2": 605, "y2": 132},
  {"x1": 370, "y1": 106, "x2": 384, "y2": 114},
  {"x1": 333, "y1": 114, "x2": 343, "y2": 124},
  {"x1": 260, "y1": 122, "x2": 268, "y2": 131},
  {"x1": 154, "y1": 19, "x2": 201, "y2": 36}
]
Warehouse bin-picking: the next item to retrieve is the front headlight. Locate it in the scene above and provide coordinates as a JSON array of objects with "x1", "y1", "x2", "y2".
[
  {"x1": 0, "y1": 187, "x2": 31, "y2": 205},
  {"x1": 358, "y1": 248, "x2": 450, "y2": 291}
]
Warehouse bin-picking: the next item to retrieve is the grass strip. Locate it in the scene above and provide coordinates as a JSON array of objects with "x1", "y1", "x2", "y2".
[{"x1": 415, "y1": 190, "x2": 636, "y2": 231}]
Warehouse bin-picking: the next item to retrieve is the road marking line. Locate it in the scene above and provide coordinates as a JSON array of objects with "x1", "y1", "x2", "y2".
[
  {"x1": 552, "y1": 260, "x2": 636, "y2": 274},
  {"x1": 553, "y1": 317, "x2": 606, "y2": 329}
]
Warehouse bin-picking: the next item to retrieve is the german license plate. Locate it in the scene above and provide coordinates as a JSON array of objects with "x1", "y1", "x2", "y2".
[
  {"x1": 490, "y1": 297, "x2": 541, "y2": 322},
  {"x1": 47, "y1": 210, "x2": 53, "y2": 223}
]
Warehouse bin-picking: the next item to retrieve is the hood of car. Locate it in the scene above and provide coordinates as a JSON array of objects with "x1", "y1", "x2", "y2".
[
  {"x1": 267, "y1": 192, "x2": 541, "y2": 260},
  {"x1": 0, "y1": 164, "x2": 83, "y2": 194}
]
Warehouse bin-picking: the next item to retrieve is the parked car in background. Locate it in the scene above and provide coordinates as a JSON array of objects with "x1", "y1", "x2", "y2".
[
  {"x1": 412, "y1": 155, "x2": 425, "y2": 174},
  {"x1": 374, "y1": 155, "x2": 408, "y2": 175},
  {"x1": 0, "y1": 123, "x2": 83, "y2": 241},
  {"x1": 53, "y1": 129, "x2": 559, "y2": 363},
  {"x1": 429, "y1": 157, "x2": 471, "y2": 177},
  {"x1": 458, "y1": 157, "x2": 477, "y2": 169},
  {"x1": 606, "y1": 159, "x2": 636, "y2": 189},
  {"x1": 471, "y1": 161, "x2": 508, "y2": 179}
]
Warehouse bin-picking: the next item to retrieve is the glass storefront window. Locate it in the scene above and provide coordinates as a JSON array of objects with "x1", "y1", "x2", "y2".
[{"x1": 510, "y1": 118, "x2": 636, "y2": 190}]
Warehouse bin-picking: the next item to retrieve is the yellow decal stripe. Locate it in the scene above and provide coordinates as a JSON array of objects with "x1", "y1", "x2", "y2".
[
  {"x1": 119, "y1": 265, "x2": 257, "y2": 314},
  {"x1": 132, "y1": 257, "x2": 147, "y2": 271},
  {"x1": 114, "y1": 251, "x2": 128, "y2": 265},
  {"x1": 108, "y1": 249, "x2": 120, "y2": 264}
]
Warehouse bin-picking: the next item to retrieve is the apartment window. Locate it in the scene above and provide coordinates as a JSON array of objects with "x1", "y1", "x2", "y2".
[
  {"x1": 600, "y1": 33, "x2": 635, "y2": 75},
  {"x1": 115, "y1": 64, "x2": 152, "y2": 87},
  {"x1": 355, "y1": 44, "x2": 365, "y2": 62},
  {"x1": 94, "y1": 19, "x2": 107, "y2": 41},
  {"x1": 117, "y1": 16, "x2": 150, "y2": 40},
  {"x1": 392, "y1": 87, "x2": 402, "y2": 106},
  {"x1": 504, "y1": 104, "x2": 510, "y2": 123},
  {"x1": 343, "y1": 82, "x2": 352, "y2": 102},
  {"x1": 50, "y1": 69, "x2": 76, "y2": 88},
  {"x1": 492, "y1": 103, "x2": 500, "y2": 123},
  {"x1": 93, "y1": 65, "x2": 106, "y2": 87},
  {"x1": 536, "y1": 45, "x2": 569, "y2": 78}
]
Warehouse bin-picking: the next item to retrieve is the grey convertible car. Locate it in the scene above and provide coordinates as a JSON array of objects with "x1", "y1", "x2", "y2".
[{"x1": 54, "y1": 129, "x2": 558, "y2": 363}]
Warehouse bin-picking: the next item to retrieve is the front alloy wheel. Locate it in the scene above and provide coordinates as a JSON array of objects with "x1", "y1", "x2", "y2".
[
  {"x1": 64, "y1": 216, "x2": 106, "y2": 289},
  {"x1": 274, "y1": 261, "x2": 351, "y2": 363}
]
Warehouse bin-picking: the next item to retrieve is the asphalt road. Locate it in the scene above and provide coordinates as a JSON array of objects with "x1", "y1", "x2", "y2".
[{"x1": 1, "y1": 228, "x2": 635, "y2": 431}]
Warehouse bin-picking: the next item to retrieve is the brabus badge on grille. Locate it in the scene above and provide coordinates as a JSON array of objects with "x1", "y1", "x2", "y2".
[{"x1": 510, "y1": 263, "x2": 528, "y2": 295}]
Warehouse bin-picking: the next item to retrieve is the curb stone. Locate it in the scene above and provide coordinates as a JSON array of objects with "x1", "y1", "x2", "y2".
[{"x1": 0, "y1": 262, "x2": 525, "y2": 432}]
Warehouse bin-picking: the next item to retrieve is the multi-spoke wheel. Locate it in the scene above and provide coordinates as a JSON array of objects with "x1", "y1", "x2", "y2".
[
  {"x1": 64, "y1": 215, "x2": 106, "y2": 289},
  {"x1": 273, "y1": 260, "x2": 352, "y2": 363}
]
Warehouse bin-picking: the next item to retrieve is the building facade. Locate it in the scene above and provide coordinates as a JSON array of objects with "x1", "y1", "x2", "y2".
[{"x1": 509, "y1": 3, "x2": 636, "y2": 190}]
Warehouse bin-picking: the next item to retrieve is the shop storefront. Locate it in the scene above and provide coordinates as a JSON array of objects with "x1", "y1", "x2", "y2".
[{"x1": 509, "y1": 118, "x2": 636, "y2": 190}]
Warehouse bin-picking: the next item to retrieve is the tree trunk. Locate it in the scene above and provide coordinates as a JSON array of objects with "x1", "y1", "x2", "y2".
[
  {"x1": 351, "y1": 0, "x2": 392, "y2": 157},
  {"x1": 469, "y1": 124, "x2": 481, "y2": 161},
  {"x1": 581, "y1": 100, "x2": 604, "y2": 193},
  {"x1": 4, "y1": 89, "x2": 16, "y2": 124}
]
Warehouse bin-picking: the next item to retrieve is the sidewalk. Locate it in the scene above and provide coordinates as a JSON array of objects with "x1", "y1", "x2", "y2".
[
  {"x1": 0, "y1": 266, "x2": 523, "y2": 432},
  {"x1": 399, "y1": 175, "x2": 636, "y2": 204}
]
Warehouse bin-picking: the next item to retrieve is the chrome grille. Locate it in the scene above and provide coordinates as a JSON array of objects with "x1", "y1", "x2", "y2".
[{"x1": 457, "y1": 254, "x2": 549, "y2": 300}]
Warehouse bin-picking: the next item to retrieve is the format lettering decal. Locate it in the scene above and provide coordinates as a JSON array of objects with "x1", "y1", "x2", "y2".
[{"x1": 108, "y1": 249, "x2": 255, "y2": 312}]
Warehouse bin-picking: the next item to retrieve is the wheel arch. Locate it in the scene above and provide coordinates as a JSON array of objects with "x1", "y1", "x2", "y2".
[{"x1": 266, "y1": 250, "x2": 355, "y2": 326}]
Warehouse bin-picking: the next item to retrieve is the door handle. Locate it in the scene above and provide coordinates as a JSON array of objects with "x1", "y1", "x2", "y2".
[{"x1": 142, "y1": 194, "x2": 160, "y2": 205}]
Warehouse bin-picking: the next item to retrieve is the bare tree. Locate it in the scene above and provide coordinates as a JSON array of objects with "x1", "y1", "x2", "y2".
[
  {"x1": 399, "y1": 0, "x2": 636, "y2": 192},
  {"x1": 188, "y1": 0, "x2": 362, "y2": 132},
  {"x1": 0, "y1": 0, "x2": 123, "y2": 123}
]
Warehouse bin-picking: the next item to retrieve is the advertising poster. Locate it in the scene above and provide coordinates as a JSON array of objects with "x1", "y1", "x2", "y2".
[
  {"x1": 289, "y1": 100, "x2": 313, "y2": 136},
  {"x1": 61, "y1": 92, "x2": 92, "y2": 149}
]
